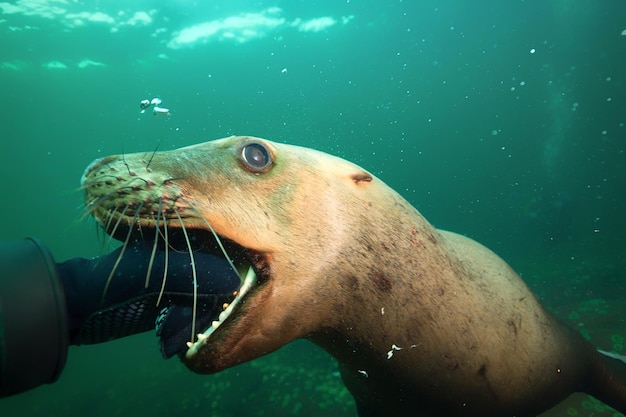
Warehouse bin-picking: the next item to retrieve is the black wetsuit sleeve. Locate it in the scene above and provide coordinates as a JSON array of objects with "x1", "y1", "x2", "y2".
[{"x1": 0, "y1": 238, "x2": 68, "y2": 398}]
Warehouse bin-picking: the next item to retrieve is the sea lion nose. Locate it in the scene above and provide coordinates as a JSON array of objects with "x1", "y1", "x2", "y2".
[{"x1": 80, "y1": 155, "x2": 119, "y2": 186}]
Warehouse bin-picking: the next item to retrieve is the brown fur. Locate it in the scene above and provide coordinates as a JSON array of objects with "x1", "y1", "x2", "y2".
[{"x1": 82, "y1": 136, "x2": 626, "y2": 417}]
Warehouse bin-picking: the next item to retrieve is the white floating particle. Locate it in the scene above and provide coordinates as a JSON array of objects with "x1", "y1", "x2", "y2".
[
  {"x1": 153, "y1": 106, "x2": 171, "y2": 117},
  {"x1": 530, "y1": 48, "x2": 536, "y2": 54},
  {"x1": 387, "y1": 344, "x2": 402, "y2": 359}
]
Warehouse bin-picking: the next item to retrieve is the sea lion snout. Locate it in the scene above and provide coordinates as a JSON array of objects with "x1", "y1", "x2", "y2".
[
  {"x1": 81, "y1": 152, "x2": 192, "y2": 241},
  {"x1": 80, "y1": 155, "x2": 117, "y2": 186}
]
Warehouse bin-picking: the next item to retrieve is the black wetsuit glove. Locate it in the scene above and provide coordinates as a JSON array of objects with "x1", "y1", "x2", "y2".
[
  {"x1": 59, "y1": 241, "x2": 240, "y2": 358},
  {"x1": 0, "y1": 239, "x2": 239, "y2": 398}
]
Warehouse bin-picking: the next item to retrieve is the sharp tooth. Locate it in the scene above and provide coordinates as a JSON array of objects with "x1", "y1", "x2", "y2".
[
  {"x1": 218, "y1": 310, "x2": 228, "y2": 322},
  {"x1": 191, "y1": 267, "x2": 257, "y2": 348}
]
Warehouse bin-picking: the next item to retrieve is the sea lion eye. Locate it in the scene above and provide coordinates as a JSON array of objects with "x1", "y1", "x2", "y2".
[{"x1": 240, "y1": 142, "x2": 272, "y2": 172}]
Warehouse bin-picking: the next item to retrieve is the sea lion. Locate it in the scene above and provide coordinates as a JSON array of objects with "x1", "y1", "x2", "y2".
[{"x1": 81, "y1": 135, "x2": 626, "y2": 417}]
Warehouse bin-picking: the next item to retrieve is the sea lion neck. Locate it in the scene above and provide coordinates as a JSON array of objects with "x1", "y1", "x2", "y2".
[{"x1": 307, "y1": 191, "x2": 446, "y2": 354}]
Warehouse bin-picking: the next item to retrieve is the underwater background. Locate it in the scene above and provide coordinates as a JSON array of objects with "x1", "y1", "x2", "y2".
[{"x1": 1, "y1": 0, "x2": 625, "y2": 416}]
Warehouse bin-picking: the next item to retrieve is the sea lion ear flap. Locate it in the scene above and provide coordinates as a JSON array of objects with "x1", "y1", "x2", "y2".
[{"x1": 351, "y1": 172, "x2": 373, "y2": 185}]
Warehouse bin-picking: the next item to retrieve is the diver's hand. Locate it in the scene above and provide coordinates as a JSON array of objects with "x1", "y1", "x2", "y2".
[{"x1": 58, "y1": 242, "x2": 240, "y2": 357}]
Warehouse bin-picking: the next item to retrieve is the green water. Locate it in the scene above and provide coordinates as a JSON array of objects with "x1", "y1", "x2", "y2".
[{"x1": 1, "y1": 1, "x2": 625, "y2": 416}]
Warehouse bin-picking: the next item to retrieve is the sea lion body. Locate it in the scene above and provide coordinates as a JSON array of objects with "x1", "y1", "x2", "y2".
[{"x1": 82, "y1": 136, "x2": 626, "y2": 416}]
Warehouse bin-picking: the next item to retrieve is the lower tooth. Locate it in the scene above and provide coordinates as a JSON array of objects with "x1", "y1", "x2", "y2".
[
  {"x1": 212, "y1": 320, "x2": 221, "y2": 329},
  {"x1": 218, "y1": 310, "x2": 228, "y2": 322}
]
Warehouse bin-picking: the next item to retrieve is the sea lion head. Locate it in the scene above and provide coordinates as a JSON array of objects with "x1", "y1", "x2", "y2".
[{"x1": 81, "y1": 135, "x2": 407, "y2": 373}]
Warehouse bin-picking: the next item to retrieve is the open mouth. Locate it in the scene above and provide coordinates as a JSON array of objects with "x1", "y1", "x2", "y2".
[{"x1": 104, "y1": 221, "x2": 268, "y2": 358}]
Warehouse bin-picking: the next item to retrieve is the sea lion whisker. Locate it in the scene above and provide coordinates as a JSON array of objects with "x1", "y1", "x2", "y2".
[
  {"x1": 120, "y1": 148, "x2": 135, "y2": 177},
  {"x1": 151, "y1": 217, "x2": 184, "y2": 254},
  {"x1": 144, "y1": 139, "x2": 161, "y2": 170},
  {"x1": 134, "y1": 220, "x2": 147, "y2": 242},
  {"x1": 82, "y1": 183, "x2": 146, "y2": 216},
  {"x1": 104, "y1": 205, "x2": 129, "y2": 251},
  {"x1": 161, "y1": 177, "x2": 186, "y2": 186},
  {"x1": 156, "y1": 216, "x2": 169, "y2": 307},
  {"x1": 98, "y1": 206, "x2": 119, "y2": 254},
  {"x1": 145, "y1": 199, "x2": 162, "y2": 289},
  {"x1": 91, "y1": 205, "x2": 124, "y2": 258},
  {"x1": 93, "y1": 218, "x2": 107, "y2": 252},
  {"x1": 103, "y1": 207, "x2": 118, "y2": 235},
  {"x1": 101, "y1": 202, "x2": 143, "y2": 304},
  {"x1": 182, "y1": 198, "x2": 242, "y2": 281},
  {"x1": 80, "y1": 196, "x2": 109, "y2": 220},
  {"x1": 78, "y1": 198, "x2": 99, "y2": 221},
  {"x1": 174, "y1": 210, "x2": 198, "y2": 343}
]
